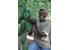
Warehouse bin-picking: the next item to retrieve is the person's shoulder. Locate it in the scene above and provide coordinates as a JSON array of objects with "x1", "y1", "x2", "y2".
[
  {"x1": 45, "y1": 20, "x2": 51, "y2": 27},
  {"x1": 46, "y1": 20, "x2": 51, "y2": 23}
]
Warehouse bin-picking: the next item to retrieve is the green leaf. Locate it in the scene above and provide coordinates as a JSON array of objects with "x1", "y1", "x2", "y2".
[
  {"x1": 18, "y1": 20, "x2": 26, "y2": 36},
  {"x1": 20, "y1": 33, "x2": 26, "y2": 44}
]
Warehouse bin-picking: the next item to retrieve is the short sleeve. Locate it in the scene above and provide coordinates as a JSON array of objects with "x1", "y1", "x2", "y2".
[{"x1": 42, "y1": 20, "x2": 51, "y2": 35}]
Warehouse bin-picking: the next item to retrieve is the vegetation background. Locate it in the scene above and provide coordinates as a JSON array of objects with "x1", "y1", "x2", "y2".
[{"x1": 18, "y1": 0, "x2": 51, "y2": 23}]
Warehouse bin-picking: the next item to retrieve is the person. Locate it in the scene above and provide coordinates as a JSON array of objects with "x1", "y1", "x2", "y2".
[{"x1": 28, "y1": 9, "x2": 51, "y2": 50}]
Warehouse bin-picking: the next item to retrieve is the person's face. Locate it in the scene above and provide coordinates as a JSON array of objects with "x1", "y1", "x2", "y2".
[{"x1": 39, "y1": 10, "x2": 47, "y2": 21}]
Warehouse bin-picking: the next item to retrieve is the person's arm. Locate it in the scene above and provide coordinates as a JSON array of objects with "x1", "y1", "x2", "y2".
[
  {"x1": 28, "y1": 17, "x2": 47, "y2": 38},
  {"x1": 34, "y1": 24, "x2": 47, "y2": 38}
]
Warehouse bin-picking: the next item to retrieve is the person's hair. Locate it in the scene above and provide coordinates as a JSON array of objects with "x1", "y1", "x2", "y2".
[
  {"x1": 39, "y1": 9, "x2": 47, "y2": 18},
  {"x1": 39, "y1": 9, "x2": 45, "y2": 12}
]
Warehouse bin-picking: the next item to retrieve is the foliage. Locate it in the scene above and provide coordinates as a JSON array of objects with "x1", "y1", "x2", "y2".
[{"x1": 18, "y1": 0, "x2": 51, "y2": 22}]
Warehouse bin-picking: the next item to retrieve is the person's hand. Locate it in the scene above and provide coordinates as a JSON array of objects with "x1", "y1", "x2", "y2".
[
  {"x1": 31, "y1": 19, "x2": 37, "y2": 25},
  {"x1": 28, "y1": 17, "x2": 37, "y2": 25},
  {"x1": 26, "y1": 32, "x2": 34, "y2": 43},
  {"x1": 38, "y1": 32, "x2": 47, "y2": 38}
]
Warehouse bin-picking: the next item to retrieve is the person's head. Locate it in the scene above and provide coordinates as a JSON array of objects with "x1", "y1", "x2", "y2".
[{"x1": 39, "y1": 9, "x2": 47, "y2": 21}]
